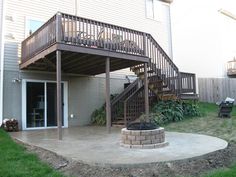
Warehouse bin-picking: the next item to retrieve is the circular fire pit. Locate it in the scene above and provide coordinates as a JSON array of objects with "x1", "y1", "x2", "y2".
[{"x1": 120, "y1": 127, "x2": 169, "y2": 149}]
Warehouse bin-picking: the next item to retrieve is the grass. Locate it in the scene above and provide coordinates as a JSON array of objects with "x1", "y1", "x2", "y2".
[
  {"x1": 0, "y1": 129, "x2": 66, "y2": 177},
  {"x1": 202, "y1": 164, "x2": 236, "y2": 177},
  {"x1": 165, "y1": 102, "x2": 236, "y2": 143},
  {"x1": 165, "y1": 102, "x2": 236, "y2": 177}
]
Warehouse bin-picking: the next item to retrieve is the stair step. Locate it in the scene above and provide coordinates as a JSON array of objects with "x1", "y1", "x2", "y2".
[
  {"x1": 112, "y1": 120, "x2": 125, "y2": 124},
  {"x1": 148, "y1": 80, "x2": 163, "y2": 84},
  {"x1": 137, "y1": 70, "x2": 154, "y2": 76},
  {"x1": 115, "y1": 117, "x2": 124, "y2": 120},
  {"x1": 180, "y1": 94, "x2": 199, "y2": 100},
  {"x1": 112, "y1": 124, "x2": 125, "y2": 128},
  {"x1": 160, "y1": 94, "x2": 177, "y2": 101},
  {"x1": 131, "y1": 65, "x2": 145, "y2": 70}
]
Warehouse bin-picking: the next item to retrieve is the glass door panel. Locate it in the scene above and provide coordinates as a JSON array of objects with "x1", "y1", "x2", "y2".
[
  {"x1": 46, "y1": 83, "x2": 64, "y2": 127},
  {"x1": 26, "y1": 82, "x2": 45, "y2": 128}
]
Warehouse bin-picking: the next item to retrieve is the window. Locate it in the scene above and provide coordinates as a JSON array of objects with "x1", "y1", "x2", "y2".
[
  {"x1": 145, "y1": 0, "x2": 164, "y2": 21},
  {"x1": 146, "y1": 0, "x2": 154, "y2": 19},
  {"x1": 25, "y1": 18, "x2": 44, "y2": 37}
]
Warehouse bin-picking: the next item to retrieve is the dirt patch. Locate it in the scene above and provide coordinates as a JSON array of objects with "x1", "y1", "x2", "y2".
[{"x1": 16, "y1": 139, "x2": 236, "y2": 177}]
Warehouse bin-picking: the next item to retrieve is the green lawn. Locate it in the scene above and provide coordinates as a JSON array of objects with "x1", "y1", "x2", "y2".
[
  {"x1": 165, "y1": 102, "x2": 236, "y2": 177},
  {"x1": 0, "y1": 129, "x2": 66, "y2": 177},
  {"x1": 202, "y1": 164, "x2": 236, "y2": 177},
  {"x1": 165, "y1": 102, "x2": 236, "y2": 143}
]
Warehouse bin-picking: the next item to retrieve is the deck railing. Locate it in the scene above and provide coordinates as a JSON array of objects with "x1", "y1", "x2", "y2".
[
  {"x1": 227, "y1": 59, "x2": 236, "y2": 76},
  {"x1": 21, "y1": 15, "x2": 57, "y2": 63},
  {"x1": 179, "y1": 72, "x2": 196, "y2": 94},
  {"x1": 21, "y1": 12, "x2": 147, "y2": 63},
  {"x1": 111, "y1": 78, "x2": 141, "y2": 122}
]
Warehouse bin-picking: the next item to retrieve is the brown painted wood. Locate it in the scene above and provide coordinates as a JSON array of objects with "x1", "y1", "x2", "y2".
[
  {"x1": 106, "y1": 57, "x2": 111, "y2": 133},
  {"x1": 56, "y1": 50, "x2": 62, "y2": 140}
]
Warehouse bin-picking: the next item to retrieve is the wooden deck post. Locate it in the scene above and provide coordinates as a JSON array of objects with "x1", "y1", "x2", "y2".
[
  {"x1": 56, "y1": 50, "x2": 62, "y2": 140},
  {"x1": 106, "y1": 57, "x2": 111, "y2": 133},
  {"x1": 144, "y1": 63, "x2": 149, "y2": 117}
]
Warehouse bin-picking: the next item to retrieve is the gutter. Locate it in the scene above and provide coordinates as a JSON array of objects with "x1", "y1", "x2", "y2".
[{"x1": 0, "y1": 0, "x2": 6, "y2": 125}]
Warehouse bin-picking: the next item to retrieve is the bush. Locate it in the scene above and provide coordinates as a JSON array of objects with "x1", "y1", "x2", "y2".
[
  {"x1": 91, "y1": 94, "x2": 118, "y2": 126},
  {"x1": 152, "y1": 100, "x2": 184, "y2": 122},
  {"x1": 151, "y1": 100, "x2": 201, "y2": 125},
  {"x1": 91, "y1": 106, "x2": 106, "y2": 125},
  {"x1": 182, "y1": 101, "x2": 201, "y2": 117}
]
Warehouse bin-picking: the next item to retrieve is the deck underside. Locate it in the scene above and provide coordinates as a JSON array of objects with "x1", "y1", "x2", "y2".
[{"x1": 20, "y1": 43, "x2": 149, "y2": 75}]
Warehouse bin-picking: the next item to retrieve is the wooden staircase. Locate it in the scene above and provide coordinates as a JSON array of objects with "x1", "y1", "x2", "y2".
[{"x1": 111, "y1": 34, "x2": 198, "y2": 127}]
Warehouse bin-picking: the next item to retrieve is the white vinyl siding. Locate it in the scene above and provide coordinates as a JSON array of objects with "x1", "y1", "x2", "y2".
[
  {"x1": 0, "y1": 0, "x2": 4, "y2": 69},
  {"x1": 4, "y1": 0, "x2": 76, "y2": 71},
  {"x1": 146, "y1": 0, "x2": 154, "y2": 19}
]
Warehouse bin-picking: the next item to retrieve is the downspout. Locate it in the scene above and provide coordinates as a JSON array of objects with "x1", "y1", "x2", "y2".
[
  {"x1": 168, "y1": 3, "x2": 174, "y2": 60},
  {"x1": 75, "y1": 0, "x2": 78, "y2": 16},
  {"x1": 0, "y1": 0, "x2": 6, "y2": 125}
]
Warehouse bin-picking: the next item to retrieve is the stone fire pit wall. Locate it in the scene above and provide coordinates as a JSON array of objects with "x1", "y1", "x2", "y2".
[{"x1": 121, "y1": 127, "x2": 168, "y2": 149}]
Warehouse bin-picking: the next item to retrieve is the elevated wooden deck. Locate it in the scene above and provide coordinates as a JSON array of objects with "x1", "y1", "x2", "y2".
[
  {"x1": 20, "y1": 13, "x2": 149, "y2": 75},
  {"x1": 227, "y1": 59, "x2": 236, "y2": 77}
]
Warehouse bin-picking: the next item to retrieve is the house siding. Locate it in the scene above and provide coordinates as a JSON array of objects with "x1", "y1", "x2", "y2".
[{"x1": 0, "y1": 0, "x2": 3, "y2": 69}]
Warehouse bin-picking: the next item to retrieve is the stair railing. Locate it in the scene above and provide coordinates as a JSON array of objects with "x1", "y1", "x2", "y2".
[
  {"x1": 123, "y1": 85, "x2": 145, "y2": 126},
  {"x1": 145, "y1": 34, "x2": 180, "y2": 96},
  {"x1": 111, "y1": 78, "x2": 142, "y2": 123}
]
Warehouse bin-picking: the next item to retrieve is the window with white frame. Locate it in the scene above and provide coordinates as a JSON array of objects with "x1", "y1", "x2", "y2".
[
  {"x1": 145, "y1": 0, "x2": 164, "y2": 21},
  {"x1": 25, "y1": 18, "x2": 44, "y2": 37}
]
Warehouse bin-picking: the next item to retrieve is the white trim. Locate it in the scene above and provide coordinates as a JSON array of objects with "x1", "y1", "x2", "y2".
[
  {"x1": 44, "y1": 82, "x2": 47, "y2": 127},
  {"x1": 63, "y1": 82, "x2": 69, "y2": 128},
  {"x1": 22, "y1": 79, "x2": 68, "y2": 130},
  {"x1": 0, "y1": 0, "x2": 6, "y2": 126},
  {"x1": 22, "y1": 80, "x2": 26, "y2": 129}
]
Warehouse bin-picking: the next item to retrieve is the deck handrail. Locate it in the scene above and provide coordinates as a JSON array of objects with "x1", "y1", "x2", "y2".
[
  {"x1": 124, "y1": 85, "x2": 145, "y2": 126},
  {"x1": 179, "y1": 72, "x2": 196, "y2": 94},
  {"x1": 111, "y1": 78, "x2": 141, "y2": 122}
]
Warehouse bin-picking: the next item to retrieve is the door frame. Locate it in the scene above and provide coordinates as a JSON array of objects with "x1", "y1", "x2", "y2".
[{"x1": 22, "y1": 79, "x2": 68, "y2": 130}]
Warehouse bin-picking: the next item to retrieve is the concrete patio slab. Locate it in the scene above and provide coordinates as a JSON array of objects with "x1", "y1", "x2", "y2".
[{"x1": 10, "y1": 126, "x2": 228, "y2": 167}]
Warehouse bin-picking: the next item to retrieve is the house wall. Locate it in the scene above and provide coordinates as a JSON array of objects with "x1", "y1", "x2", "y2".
[
  {"x1": 171, "y1": 0, "x2": 236, "y2": 78},
  {"x1": 0, "y1": 0, "x2": 3, "y2": 67}
]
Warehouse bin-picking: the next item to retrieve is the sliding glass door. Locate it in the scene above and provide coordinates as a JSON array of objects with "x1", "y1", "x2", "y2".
[
  {"x1": 25, "y1": 81, "x2": 66, "y2": 129},
  {"x1": 26, "y1": 82, "x2": 45, "y2": 128}
]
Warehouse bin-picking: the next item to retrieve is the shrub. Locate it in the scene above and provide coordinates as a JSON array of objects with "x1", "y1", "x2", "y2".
[
  {"x1": 91, "y1": 94, "x2": 118, "y2": 126},
  {"x1": 91, "y1": 106, "x2": 106, "y2": 125},
  {"x1": 182, "y1": 101, "x2": 201, "y2": 117},
  {"x1": 152, "y1": 100, "x2": 184, "y2": 122},
  {"x1": 151, "y1": 100, "x2": 201, "y2": 125}
]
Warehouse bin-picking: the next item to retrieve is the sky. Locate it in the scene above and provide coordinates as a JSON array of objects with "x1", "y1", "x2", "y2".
[{"x1": 170, "y1": 0, "x2": 236, "y2": 78}]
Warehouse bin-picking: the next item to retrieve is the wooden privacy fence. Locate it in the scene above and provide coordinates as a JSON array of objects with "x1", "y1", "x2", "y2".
[{"x1": 198, "y1": 78, "x2": 236, "y2": 104}]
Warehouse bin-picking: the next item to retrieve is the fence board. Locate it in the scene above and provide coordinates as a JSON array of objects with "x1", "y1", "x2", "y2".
[{"x1": 198, "y1": 78, "x2": 236, "y2": 104}]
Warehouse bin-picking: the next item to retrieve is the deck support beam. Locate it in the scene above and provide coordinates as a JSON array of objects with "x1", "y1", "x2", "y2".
[
  {"x1": 105, "y1": 57, "x2": 111, "y2": 133},
  {"x1": 56, "y1": 50, "x2": 62, "y2": 140},
  {"x1": 144, "y1": 63, "x2": 149, "y2": 117}
]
